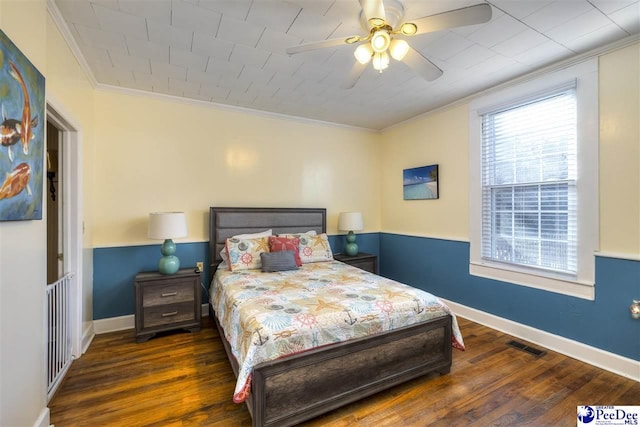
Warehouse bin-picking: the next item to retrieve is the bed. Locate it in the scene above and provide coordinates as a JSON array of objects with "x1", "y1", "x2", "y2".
[{"x1": 208, "y1": 207, "x2": 464, "y2": 427}]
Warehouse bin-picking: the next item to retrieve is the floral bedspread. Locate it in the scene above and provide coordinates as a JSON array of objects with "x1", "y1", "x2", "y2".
[{"x1": 210, "y1": 260, "x2": 465, "y2": 403}]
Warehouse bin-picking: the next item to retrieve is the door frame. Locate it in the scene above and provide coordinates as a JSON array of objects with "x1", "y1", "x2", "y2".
[{"x1": 46, "y1": 100, "x2": 84, "y2": 359}]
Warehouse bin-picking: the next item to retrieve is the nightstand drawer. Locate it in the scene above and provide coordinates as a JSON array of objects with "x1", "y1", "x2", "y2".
[
  {"x1": 142, "y1": 282, "x2": 194, "y2": 307},
  {"x1": 143, "y1": 302, "x2": 196, "y2": 328},
  {"x1": 333, "y1": 252, "x2": 378, "y2": 274},
  {"x1": 134, "y1": 269, "x2": 201, "y2": 342}
]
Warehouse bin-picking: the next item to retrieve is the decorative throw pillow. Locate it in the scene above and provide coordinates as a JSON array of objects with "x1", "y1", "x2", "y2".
[
  {"x1": 268, "y1": 236, "x2": 302, "y2": 266},
  {"x1": 225, "y1": 236, "x2": 270, "y2": 271},
  {"x1": 260, "y1": 251, "x2": 299, "y2": 272},
  {"x1": 219, "y1": 230, "x2": 273, "y2": 270},
  {"x1": 297, "y1": 233, "x2": 333, "y2": 264}
]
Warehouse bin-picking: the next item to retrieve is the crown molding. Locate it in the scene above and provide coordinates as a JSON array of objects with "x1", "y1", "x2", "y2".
[{"x1": 47, "y1": 0, "x2": 98, "y2": 88}]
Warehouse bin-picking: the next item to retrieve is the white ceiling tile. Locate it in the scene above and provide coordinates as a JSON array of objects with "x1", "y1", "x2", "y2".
[
  {"x1": 562, "y1": 23, "x2": 629, "y2": 51},
  {"x1": 150, "y1": 61, "x2": 187, "y2": 80},
  {"x1": 228, "y1": 44, "x2": 270, "y2": 68},
  {"x1": 192, "y1": 32, "x2": 234, "y2": 58},
  {"x1": 218, "y1": 75, "x2": 252, "y2": 91},
  {"x1": 286, "y1": 8, "x2": 341, "y2": 42},
  {"x1": 171, "y1": 0, "x2": 221, "y2": 35},
  {"x1": 205, "y1": 58, "x2": 243, "y2": 76},
  {"x1": 523, "y1": 1, "x2": 594, "y2": 33},
  {"x1": 238, "y1": 65, "x2": 275, "y2": 85},
  {"x1": 170, "y1": 47, "x2": 209, "y2": 70},
  {"x1": 197, "y1": 0, "x2": 252, "y2": 20},
  {"x1": 608, "y1": 2, "x2": 640, "y2": 33},
  {"x1": 467, "y1": 14, "x2": 529, "y2": 48},
  {"x1": 124, "y1": 80, "x2": 154, "y2": 92},
  {"x1": 74, "y1": 24, "x2": 128, "y2": 53},
  {"x1": 256, "y1": 29, "x2": 302, "y2": 55},
  {"x1": 491, "y1": 28, "x2": 550, "y2": 57},
  {"x1": 126, "y1": 37, "x2": 169, "y2": 62},
  {"x1": 133, "y1": 71, "x2": 169, "y2": 90},
  {"x1": 246, "y1": 2, "x2": 301, "y2": 34},
  {"x1": 216, "y1": 14, "x2": 265, "y2": 48},
  {"x1": 92, "y1": 3, "x2": 148, "y2": 40},
  {"x1": 109, "y1": 67, "x2": 136, "y2": 84},
  {"x1": 169, "y1": 77, "x2": 201, "y2": 94},
  {"x1": 56, "y1": 0, "x2": 100, "y2": 26},
  {"x1": 200, "y1": 85, "x2": 230, "y2": 100},
  {"x1": 292, "y1": 61, "x2": 331, "y2": 82},
  {"x1": 186, "y1": 68, "x2": 221, "y2": 85},
  {"x1": 545, "y1": 8, "x2": 613, "y2": 45},
  {"x1": 267, "y1": 72, "x2": 305, "y2": 90},
  {"x1": 489, "y1": 0, "x2": 554, "y2": 19},
  {"x1": 419, "y1": 31, "x2": 474, "y2": 61},
  {"x1": 513, "y1": 40, "x2": 573, "y2": 66},
  {"x1": 445, "y1": 44, "x2": 496, "y2": 69},
  {"x1": 118, "y1": 0, "x2": 171, "y2": 25},
  {"x1": 92, "y1": 0, "x2": 118, "y2": 11},
  {"x1": 147, "y1": 20, "x2": 193, "y2": 50},
  {"x1": 109, "y1": 51, "x2": 151, "y2": 73},
  {"x1": 588, "y1": 0, "x2": 638, "y2": 14}
]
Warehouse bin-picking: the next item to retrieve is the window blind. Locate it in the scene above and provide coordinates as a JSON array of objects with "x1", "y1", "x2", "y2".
[{"x1": 481, "y1": 88, "x2": 578, "y2": 275}]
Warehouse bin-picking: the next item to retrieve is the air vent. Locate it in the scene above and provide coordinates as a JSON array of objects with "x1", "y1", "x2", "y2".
[{"x1": 507, "y1": 340, "x2": 546, "y2": 357}]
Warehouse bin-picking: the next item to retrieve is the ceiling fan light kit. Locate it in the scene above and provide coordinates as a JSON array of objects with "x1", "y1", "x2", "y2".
[{"x1": 286, "y1": 0, "x2": 492, "y2": 87}]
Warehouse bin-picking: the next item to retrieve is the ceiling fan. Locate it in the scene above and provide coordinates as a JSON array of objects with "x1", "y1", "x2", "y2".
[{"x1": 286, "y1": 0, "x2": 492, "y2": 88}]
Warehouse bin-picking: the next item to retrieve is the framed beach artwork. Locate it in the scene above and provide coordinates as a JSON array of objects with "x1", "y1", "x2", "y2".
[
  {"x1": 0, "y1": 29, "x2": 45, "y2": 221},
  {"x1": 403, "y1": 164, "x2": 439, "y2": 200}
]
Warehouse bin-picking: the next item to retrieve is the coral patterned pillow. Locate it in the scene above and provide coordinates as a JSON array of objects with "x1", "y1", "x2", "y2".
[
  {"x1": 225, "y1": 236, "x2": 270, "y2": 271},
  {"x1": 297, "y1": 233, "x2": 333, "y2": 264},
  {"x1": 269, "y1": 236, "x2": 302, "y2": 266}
]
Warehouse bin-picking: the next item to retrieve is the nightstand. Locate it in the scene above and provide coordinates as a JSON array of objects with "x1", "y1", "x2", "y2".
[
  {"x1": 134, "y1": 268, "x2": 201, "y2": 343},
  {"x1": 334, "y1": 252, "x2": 378, "y2": 274}
]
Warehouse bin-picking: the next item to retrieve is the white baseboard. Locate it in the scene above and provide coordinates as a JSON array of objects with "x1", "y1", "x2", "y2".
[
  {"x1": 33, "y1": 407, "x2": 49, "y2": 427},
  {"x1": 81, "y1": 322, "x2": 95, "y2": 354},
  {"x1": 93, "y1": 304, "x2": 210, "y2": 334},
  {"x1": 442, "y1": 298, "x2": 640, "y2": 382}
]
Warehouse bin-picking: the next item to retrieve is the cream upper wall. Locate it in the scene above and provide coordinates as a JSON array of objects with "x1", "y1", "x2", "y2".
[
  {"x1": 598, "y1": 43, "x2": 640, "y2": 255},
  {"x1": 92, "y1": 91, "x2": 381, "y2": 246},
  {"x1": 380, "y1": 42, "x2": 640, "y2": 256},
  {"x1": 379, "y1": 103, "x2": 470, "y2": 241}
]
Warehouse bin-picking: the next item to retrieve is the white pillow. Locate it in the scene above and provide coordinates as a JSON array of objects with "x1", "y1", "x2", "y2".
[{"x1": 278, "y1": 230, "x2": 317, "y2": 237}]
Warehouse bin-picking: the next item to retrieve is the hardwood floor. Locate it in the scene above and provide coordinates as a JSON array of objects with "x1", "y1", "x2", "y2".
[{"x1": 49, "y1": 317, "x2": 639, "y2": 426}]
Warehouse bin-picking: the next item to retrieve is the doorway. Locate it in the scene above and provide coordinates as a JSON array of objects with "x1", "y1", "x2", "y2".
[{"x1": 45, "y1": 104, "x2": 84, "y2": 402}]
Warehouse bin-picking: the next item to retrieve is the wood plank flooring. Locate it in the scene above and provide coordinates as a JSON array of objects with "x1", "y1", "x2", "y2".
[{"x1": 49, "y1": 317, "x2": 639, "y2": 426}]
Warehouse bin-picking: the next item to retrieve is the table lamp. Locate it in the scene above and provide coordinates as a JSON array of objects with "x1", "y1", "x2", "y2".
[
  {"x1": 338, "y1": 212, "x2": 364, "y2": 256},
  {"x1": 148, "y1": 212, "x2": 187, "y2": 275}
]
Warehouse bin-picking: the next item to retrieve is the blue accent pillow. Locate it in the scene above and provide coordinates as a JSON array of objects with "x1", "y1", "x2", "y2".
[{"x1": 260, "y1": 251, "x2": 299, "y2": 272}]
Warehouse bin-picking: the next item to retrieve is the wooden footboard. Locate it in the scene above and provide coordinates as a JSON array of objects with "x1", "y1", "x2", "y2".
[{"x1": 212, "y1": 308, "x2": 452, "y2": 427}]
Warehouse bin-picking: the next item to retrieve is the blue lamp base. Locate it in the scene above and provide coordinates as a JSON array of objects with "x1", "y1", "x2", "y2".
[
  {"x1": 344, "y1": 231, "x2": 358, "y2": 256},
  {"x1": 158, "y1": 238, "x2": 180, "y2": 275}
]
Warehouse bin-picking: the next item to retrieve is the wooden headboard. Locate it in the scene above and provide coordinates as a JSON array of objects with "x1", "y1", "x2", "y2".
[{"x1": 209, "y1": 207, "x2": 326, "y2": 280}]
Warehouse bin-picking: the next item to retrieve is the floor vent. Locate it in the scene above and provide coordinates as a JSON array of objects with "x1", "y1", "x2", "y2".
[{"x1": 507, "y1": 340, "x2": 546, "y2": 357}]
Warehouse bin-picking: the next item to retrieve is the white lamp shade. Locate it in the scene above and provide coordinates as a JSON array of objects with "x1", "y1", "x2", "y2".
[
  {"x1": 148, "y1": 212, "x2": 187, "y2": 240},
  {"x1": 338, "y1": 212, "x2": 364, "y2": 232}
]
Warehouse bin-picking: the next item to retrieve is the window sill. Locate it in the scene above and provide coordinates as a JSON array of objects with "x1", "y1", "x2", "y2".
[{"x1": 469, "y1": 261, "x2": 595, "y2": 300}]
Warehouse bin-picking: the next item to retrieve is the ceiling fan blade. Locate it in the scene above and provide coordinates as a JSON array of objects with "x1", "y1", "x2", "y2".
[
  {"x1": 341, "y1": 61, "x2": 368, "y2": 89},
  {"x1": 286, "y1": 36, "x2": 360, "y2": 55},
  {"x1": 408, "y1": 3, "x2": 492, "y2": 36},
  {"x1": 403, "y1": 47, "x2": 443, "y2": 81},
  {"x1": 359, "y1": 0, "x2": 386, "y2": 26}
]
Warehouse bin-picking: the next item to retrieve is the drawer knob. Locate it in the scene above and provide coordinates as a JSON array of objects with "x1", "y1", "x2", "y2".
[
  {"x1": 161, "y1": 311, "x2": 178, "y2": 317},
  {"x1": 161, "y1": 292, "x2": 178, "y2": 297}
]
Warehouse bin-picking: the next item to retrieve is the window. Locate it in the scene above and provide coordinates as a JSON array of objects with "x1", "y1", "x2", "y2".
[{"x1": 469, "y1": 59, "x2": 598, "y2": 300}]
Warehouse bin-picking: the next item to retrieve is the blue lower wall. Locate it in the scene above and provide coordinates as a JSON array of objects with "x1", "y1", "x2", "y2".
[
  {"x1": 379, "y1": 233, "x2": 640, "y2": 361},
  {"x1": 93, "y1": 233, "x2": 380, "y2": 320},
  {"x1": 93, "y1": 232, "x2": 638, "y2": 361}
]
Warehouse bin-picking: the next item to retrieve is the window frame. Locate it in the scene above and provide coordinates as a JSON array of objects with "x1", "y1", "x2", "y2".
[{"x1": 469, "y1": 59, "x2": 599, "y2": 300}]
